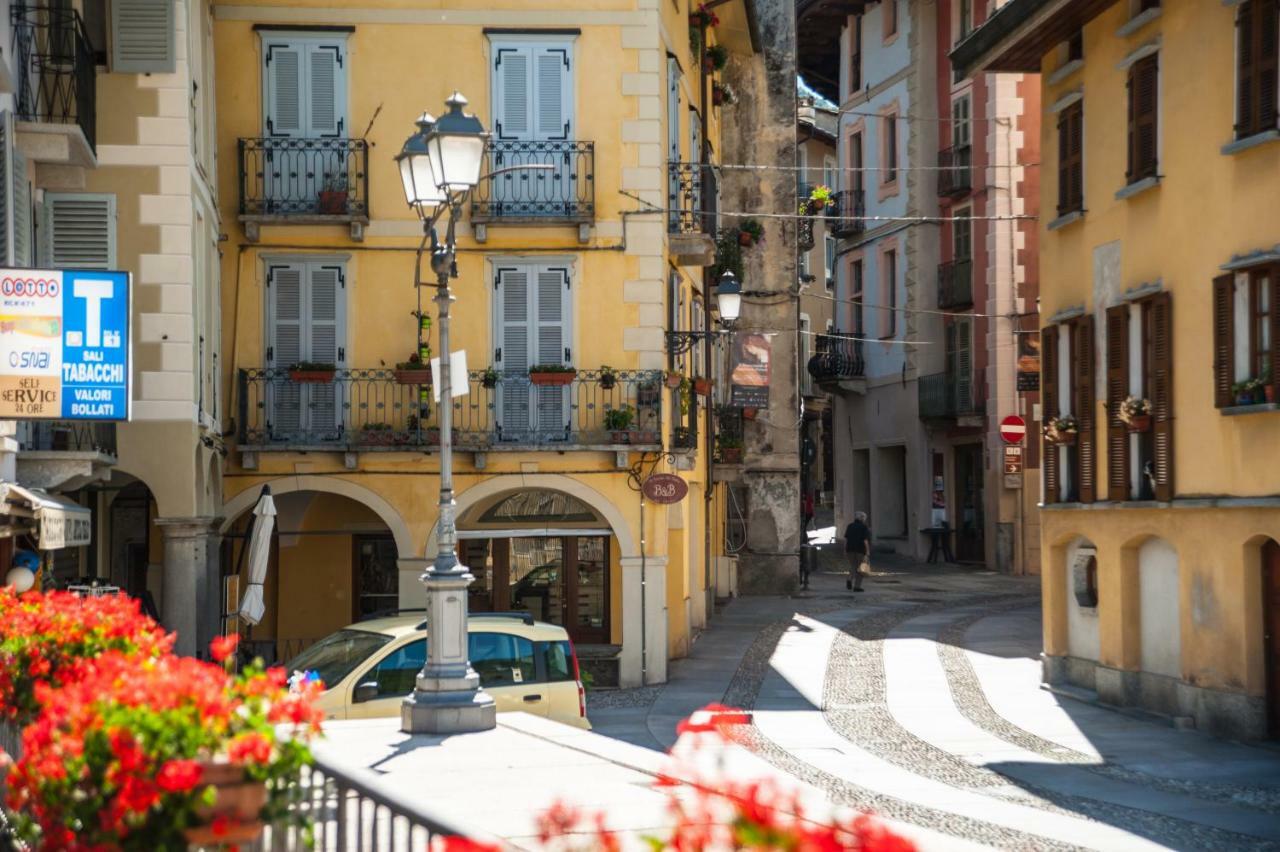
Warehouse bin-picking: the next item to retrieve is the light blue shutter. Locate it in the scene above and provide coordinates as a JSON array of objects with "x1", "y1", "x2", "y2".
[
  {"x1": 306, "y1": 43, "x2": 345, "y2": 138},
  {"x1": 534, "y1": 46, "x2": 571, "y2": 140},
  {"x1": 111, "y1": 0, "x2": 175, "y2": 74},
  {"x1": 497, "y1": 266, "x2": 531, "y2": 437},
  {"x1": 264, "y1": 40, "x2": 304, "y2": 136},
  {"x1": 494, "y1": 47, "x2": 531, "y2": 139},
  {"x1": 268, "y1": 264, "x2": 304, "y2": 436},
  {"x1": 667, "y1": 57, "x2": 681, "y2": 231},
  {"x1": 11, "y1": 147, "x2": 30, "y2": 267},
  {"x1": 307, "y1": 264, "x2": 343, "y2": 437},
  {"x1": 689, "y1": 109, "x2": 702, "y2": 213},
  {"x1": 534, "y1": 266, "x2": 571, "y2": 436},
  {"x1": 40, "y1": 194, "x2": 115, "y2": 269},
  {"x1": 0, "y1": 113, "x2": 9, "y2": 266}
]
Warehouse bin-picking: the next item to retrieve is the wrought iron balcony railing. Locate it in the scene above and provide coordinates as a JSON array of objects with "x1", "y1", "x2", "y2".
[
  {"x1": 938, "y1": 145, "x2": 972, "y2": 197},
  {"x1": 470, "y1": 140, "x2": 595, "y2": 222},
  {"x1": 16, "y1": 420, "x2": 116, "y2": 456},
  {"x1": 807, "y1": 333, "x2": 865, "y2": 383},
  {"x1": 937, "y1": 258, "x2": 974, "y2": 309},
  {"x1": 918, "y1": 367, "x2": 985, "y2": 419},
  {"x1": 238, "y1": 137, "x2": 370, "y2": 219},
  {"x1": 237, "y1": 368, "x2": 664, "y2": 450},
  {"x1": 11, "y1": 3, "x2": 96, "y2": 152},
  {"x1": 667, "y1": 162, "x2": 719, "y2": 235},
  {"x1": 826, "y1": 189, "x2": 866, "y2": 236}
]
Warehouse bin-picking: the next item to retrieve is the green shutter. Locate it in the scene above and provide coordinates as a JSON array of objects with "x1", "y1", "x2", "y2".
[{"x1": 111, "y1": 0, "x2": 175, "y2": 74}]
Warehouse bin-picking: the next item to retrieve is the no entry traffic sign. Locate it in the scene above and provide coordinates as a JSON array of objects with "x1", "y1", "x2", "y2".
[{"x1": 999, "y1": 414, "x2": 1026, "y2": 444}]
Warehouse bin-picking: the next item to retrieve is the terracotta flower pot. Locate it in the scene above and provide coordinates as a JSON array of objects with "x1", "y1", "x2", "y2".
[
  {"x1": 1125, "y1": 414, "x2": 1152, "y2": 433},
  {"x1": 1056, "y1": 432, "x2": 1077, "y2": 446},
  {"x1": 630, "y1": 430, "x2": 657, "y2": 444},
  {"x1": 611, "y1": 430, "x2": 631, "y2": 444},
  {"x1": 317, "y1": 189, "x2": 349, "y2": 215},
  {"x1": 183, "y1": 761, "x2": 267, "y2": 845},
  {"x1": 1267, "y1": 384, "x2": 1277, "y2": 404},
  {"x1": 719, "y1": 447, "x2": 743, "y2": 464},
  {"x1": 742, "y1": 407, "x2": 758, "y2": 420},
  {"x1": 693, "y1": 378, "x2": 713, "y2": 396},
  {"x1": 288, "y1": 369, "x2": 334, "y2": 384},
  {"x1": 393, "y1": 369, "x2": 433, "y2": 385},
  {"x1": 666, "y1": 374, "x2": 684, "y2": 389},
  {"x1": 702, "y1": 56, "x2": 715, "y2": 73},
  {"x1": 713, "y1": 89, "x2": 725, "y2": 106},
  {"x1": 530, "y1": 370, "x2": 577, "y2": 386},
  {"x1": 738, "y1": 231, "x2": 755, "y2": 247}
]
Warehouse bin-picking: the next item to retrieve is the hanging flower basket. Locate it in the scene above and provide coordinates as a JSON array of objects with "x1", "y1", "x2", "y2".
[
  {"x1": 182, "y1": 761, "x2": 268, "y2": 845},
  {"x1": 1117, "y1": 395, "x2": 1152, "y2": 432},
  {"x1": 1126, "y1": 414, "x2": 1152, "y2": 433},
  {"x1": 666, "y1": 372, "x2": 685, "y2": 389},
  {"x1": 530, "y1": 367, "x2": 578, "y2": 386},
  {"x1": 693, "y1": 378, "x2": 714, "y2": 396},
  {"x1": 287, "y1": 363, "x2": 336, "y2": 384}
]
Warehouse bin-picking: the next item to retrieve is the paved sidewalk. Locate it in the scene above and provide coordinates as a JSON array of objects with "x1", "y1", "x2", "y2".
[{"x1": 586, "y1": 546, "x2": 1280, "y2": 851}]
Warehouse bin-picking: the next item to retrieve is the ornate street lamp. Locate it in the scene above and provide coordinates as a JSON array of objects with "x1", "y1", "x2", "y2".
[
  {"x1": 397, "y1": 92, "x2": 495, "y2": 735},
  {"x1": 666, "y1": 270, "x2": 743, "y2": 355}
]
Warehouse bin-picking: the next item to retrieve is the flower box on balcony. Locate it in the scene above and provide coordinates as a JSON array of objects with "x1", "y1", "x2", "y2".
[
  {"x1": 317, "y1": 189, "x2": 350, "y2": 215},
  {"x1": 530, "y1": 367, "x2": 577, "y2": 386},
  {"x1": 630, "y1": 429, "x2": 659, "y2": 444},
  {"x1": 393, "y1": 369, "x2": 433, "y2": 385},
  {"x1": 287, "y1": 363, "x2": 336, "y2": 383},
  {"x1": 359, "y1": 425, "x2": 396, "y2": 446}
]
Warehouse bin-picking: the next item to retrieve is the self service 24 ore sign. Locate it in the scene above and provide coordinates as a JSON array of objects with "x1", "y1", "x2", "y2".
[{"x1": 0, "y1": 269, "x2": 131, "y2": 420}]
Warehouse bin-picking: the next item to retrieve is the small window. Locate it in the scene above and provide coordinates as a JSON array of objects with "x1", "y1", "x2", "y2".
[
  {"x1": 1215, "y1": 264, "x2": 1278, "y2": 407},
  {"x1": 368, "y1": 641, "x2": 425, "y2": 698},
  {"x1": 850, "y1": 132, "x2": 865, "y2": 193},
  {"x1": 825, "y1": 234, "x2": 837, "y2": 287},
  {"x1": 852, "y1": 259, "x2": 865, "y2": 334},
  {"x1": 1067, "y1": 31, "x2": 1084, "y2": 63},
  {"x1": 884, "y1": 0, "x2": 898, "y2": 39},
  {"x1": 1057, "y1": 101, "x2": 1084, "y2": 215},
  {"x1": 1125, "y1": 55, "x2": 1159, "y2": 183},
  {"x1": 881, "y1": 250, "x2": 897, "y2": 338},
  {"x1": 1083, "y1": 556, "x2": 1099, "y2": 607},
  {"x1": 850, "y1": 14, "x2": 863, "y2": 93},
  {"x1": 883, "y1": 116, "x2": 898, "y2": 184},
  {"x1": 958, "y1": 0, "x2": 972, "y2": 41},
  {"x1": 1235, "y1": 0, "x2": 1280, "y2": 140},
  {"x1": 544, "y1": 641, "x2": 575, "y2": 682},
  {"x1": 470, "y1": 632, "x2": 537, "y2": 687},
  {"x1": 952, "y1": 94, "x2": 972, "y2": 149},
  {"x1": 952, "y1": 211, "x2": 972, "y2": 261}
]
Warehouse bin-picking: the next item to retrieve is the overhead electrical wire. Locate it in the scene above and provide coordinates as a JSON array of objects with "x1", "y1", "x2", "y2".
[{"x1": 716, "y1": 161, "x2": 1039, "y2": 173}]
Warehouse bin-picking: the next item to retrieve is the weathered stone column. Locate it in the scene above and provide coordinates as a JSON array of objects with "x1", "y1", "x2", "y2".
[{"x1": 156, "y1": 516, "x2": 220, "y2": 658}]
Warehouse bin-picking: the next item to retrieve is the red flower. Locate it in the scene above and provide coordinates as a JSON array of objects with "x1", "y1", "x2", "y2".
[
  {"x1": 210, "y1": 633, "x2": 240, "y2": 663},
  {"x1": 211, "y1": 814, "x2": 232, "y2": 838},
  {"x1": 227, "y1": 732, "x2": 273, "y2": 765},
  {"x1": 435, "y1": 838, "x2": 502, "y2": 852},
  {"x1": 155, "y1": 758, "x2": 203, "y2": 793}
]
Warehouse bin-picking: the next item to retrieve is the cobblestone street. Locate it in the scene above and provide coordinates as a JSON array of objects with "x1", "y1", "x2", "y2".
[{"x1": 588, "y1": 548, "x2": 1280, "y2": 851}]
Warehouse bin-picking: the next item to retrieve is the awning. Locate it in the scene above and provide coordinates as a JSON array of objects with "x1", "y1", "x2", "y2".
[{"x1": 0, "y1": 482, "x2": 92, "y2": 550}]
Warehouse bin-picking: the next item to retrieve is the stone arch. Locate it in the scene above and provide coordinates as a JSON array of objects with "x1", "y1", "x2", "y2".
[
  {"x1": 219, "y1": 476, "x2": 413, "y2": 557},
  {"x1": 1121, "y1": 534, "x2": 1181, "y2": 679},
  {"x1": 1062, "y1": 535, "x2": 1101, "y2": 664},
  {"x1": 428, "y1": 474, "x2": 637, "y2": 558},
  {"x1": 1244, "y1": 534, "x2": 1280, "y2": 700}
]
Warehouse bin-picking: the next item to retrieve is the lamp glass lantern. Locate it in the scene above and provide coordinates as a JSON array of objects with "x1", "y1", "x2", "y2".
[
  {"x1": 715, "y1": 270, "x2": 742, "y2": 326},
  {"x1": 424, "y1": 92, "x2": 489, "y2": 193},
  {"x1": 396, "y1": 112, "x2": 447, "y2": 217}
]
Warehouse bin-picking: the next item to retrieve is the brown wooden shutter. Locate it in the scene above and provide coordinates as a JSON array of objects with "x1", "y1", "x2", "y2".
[
  {"x1": 1127, "y1": 56, "x2": 1158, "y2": 182},
  {"x1": 1069, "y1": 104, "x2": 1084, "y2": 211},
  {"x1": 1057, "y1": 110, "x2": 1071, "y2": 215},
  {"x1": 1270, "y1": 266, "x2": 1280, "y2": 402},
  {"x1": 1212, "y1": 274, "x2": 1235, "y2": 408},
  {"x1": 1261, "y1": 0, "x2": 1279, "y2": 132},
  {"x1": 1150, "y1": 292, "x2": 1174, "y2": 502},
  {"x1": 1106, "y1": 304, "x2": 1130, "y2": 501},
  {"x1": 1239, "y1": 1, "x2": 1256, "y2": 137},
  {"x1": 1041, "y1": 325, "x2": 1059, "y2": 504},
  {"x1": 1075, "y1": 316, "x2": 1097, "y2": 504}
]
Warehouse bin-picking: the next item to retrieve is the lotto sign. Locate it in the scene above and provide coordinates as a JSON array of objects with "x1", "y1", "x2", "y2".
[
  {"x1": 0, "y1": 269, "x2": 131, "y2": 420},
  {"x1": 999, "y1": 414, "x2": 1027, "y2": 445}
]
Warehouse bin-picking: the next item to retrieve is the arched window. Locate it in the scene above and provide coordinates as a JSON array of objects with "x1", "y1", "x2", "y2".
[{"x1": 476, "y1": 491, "x2": 601, "y2": 525}]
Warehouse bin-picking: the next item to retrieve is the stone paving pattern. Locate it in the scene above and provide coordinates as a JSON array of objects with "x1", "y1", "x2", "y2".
[{"x1": 587, "y1": 547, "x2": 1280, "y2": 851}]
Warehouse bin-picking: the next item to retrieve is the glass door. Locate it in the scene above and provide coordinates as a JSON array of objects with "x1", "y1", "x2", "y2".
[{"x1": 570, "y1": 537, "x2": 609, "y2": 643}]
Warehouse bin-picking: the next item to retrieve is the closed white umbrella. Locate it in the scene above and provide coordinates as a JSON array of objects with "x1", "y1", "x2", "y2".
[{"x1": 237, "y1": 486, "x2": 276, "y2": 626}]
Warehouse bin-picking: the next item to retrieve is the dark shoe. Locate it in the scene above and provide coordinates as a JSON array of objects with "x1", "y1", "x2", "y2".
[
  {"x1": 846, "y1": 579, "x2": 853, "y2": 590},
  {"x1": 854, "y1": 587, "x2": 865, "y2": 593}
]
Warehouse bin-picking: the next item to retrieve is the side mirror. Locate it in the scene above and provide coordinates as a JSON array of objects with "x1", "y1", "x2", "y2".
[{"x1": 353, "y1": 681, "x2": 379, "y2": 703}]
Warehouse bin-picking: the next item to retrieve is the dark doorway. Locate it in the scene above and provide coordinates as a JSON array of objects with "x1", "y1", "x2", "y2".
[
  {"x1": 110, "y1": 482, "x2": 151, "y2": 596},
  {"x1": 352, "y1": 535, "x2": 399, "y2": 621},
  {"x1": 954, "y1": 443, "x2": 985, "y2": 563},
  {"x1": 1263, "y1": 539, "x2": 1280, "y2": 737}
]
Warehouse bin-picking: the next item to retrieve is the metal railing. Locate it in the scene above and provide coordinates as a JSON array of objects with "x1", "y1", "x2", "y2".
[
  {"x1": 239, "y1": 137, "x2": 370, "y2": 218},
  {"x1": 16, "y1": 421, "x2": 116, "y2": 456},
  {"x1": 807, "y1": 333, "x2": 865, "y2": 383},
  {"x1": 237, "y1": 368, "x2": 664, "y2": 450},
  {"x1": 470, "y1": 140, "x2": 594, "y2": 222},
  {"x1": 11, "y1": 3, "x2": 96, "y2": 152},
  {"x1": 827, "y1": 189, "x2": 865, "y2": 236},
  {"x1": 938, "y1": 145, "x2": 972, "y2": 196},
  {"x1": 918, "y1": 367, "x2": 985, "y2": 419},
  {"x1": 937, "y1": 258, "x2": 974, "y2": 309},
  {"x1": 667, "y1": 162, "x2": 719, "y2": 235}
]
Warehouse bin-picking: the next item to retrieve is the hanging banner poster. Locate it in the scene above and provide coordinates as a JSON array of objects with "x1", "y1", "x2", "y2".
[
  {"x1": 1016, "y1": 325, "x2": 1041, "y2": 392},
  {"x1": 729, "y1": 332, "x2": 772, "y2": 409},
  {"x1": 0, "y1": 269, "x2": 131, "y2": 420}
]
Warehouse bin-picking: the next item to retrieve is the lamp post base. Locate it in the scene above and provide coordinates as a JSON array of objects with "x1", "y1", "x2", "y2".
[{"x1": 401, "y1": 687, "x2": 496, "y2": 735}]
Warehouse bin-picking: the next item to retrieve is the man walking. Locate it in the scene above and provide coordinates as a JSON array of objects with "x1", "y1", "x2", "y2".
[{"x1": 843, "y1": 511, "x2": 871, "y2": 592}]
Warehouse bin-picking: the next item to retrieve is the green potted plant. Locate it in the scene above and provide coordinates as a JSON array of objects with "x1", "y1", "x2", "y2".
[
  {"x1": 599, "y1": 365, "x2": 618, "y2": 391},
  {"x1": 318, "y1": 175, "x2": 349, "y2": 215},
  {"x1": 712, "y1": 82, "x2": 737, "y2": 107},
  {"x1": 800, "y1": 184, "x2": 833, "y2": 216},
  {"x1": 287, "y1": 361, "x2": 336, "y2": 383},
  {"x1": 1247, "y1": 376, "x2": 1266, "y2": 404},
  {"x1": 393, "y1": 352, "x2": 433, "y2": 385},
  {"x1": 359, "y1": 422, "x2": 394, "y2": 445},
  {"x1": 737, "y1": 217, "x2": 765, "y2": 247},
  {"x1": 717, "y1": 435, "x2": 744, "y2": 464},
  {"x1": 481, "y1": 366, "x2": 500, "y2": 389},
  {"x1": 529, "y1": 364, "x2": 578, "y2": 386},
  {"x1": 679, "y1": 376, "x2": 693, "y2": 416},
  {"x1": 1043, "y1": 414, "x2": 1079, "y2": 445},
  {"x1": 1118, "y1": 395, "x2": 1152, "y2": 432},
  {"x1": 689, "y1": 4, "x2": 719, "y2": 30},
  {"x1": 705, "y1": 44, "x2": 728, "y2": 72},
  {"x1": 604, "y1": 405, "x2": 635, "y2": 443}
]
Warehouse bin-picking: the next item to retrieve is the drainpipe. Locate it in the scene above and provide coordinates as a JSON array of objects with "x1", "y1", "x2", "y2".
[{"x1": 639, "y1": 492, "x2": 647, "y2": 684}]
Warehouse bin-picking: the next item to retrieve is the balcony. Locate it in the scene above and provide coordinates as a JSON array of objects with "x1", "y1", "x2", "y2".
[
  {"x1": 918, "y1": 368, "x2": 985, "y2": 421},
  {"x1": 937, "y1": 258, "x2": 974, "y2": 309},
  {"x1": 938, "y1": 145, "x2": 972, "y2": 197},
  {"x1": 827, "y1": 189, "x2": 866, "y2": 237},
  {"x1": 807, "y1": 333, "x2": 866, "y2": 394},
  {"x1": 470, "y1": 140, "x2": 595, "y2": 242},
  {"x1": 15, "y1": 421, "x2": 117, "y2": 491},
  {"x1": 667, "y1": 162, "x2": 719, "y2": 266},
  {"x1": 10, "y1": 3, "x2": 97, "y2": 165},
  {"x1": 236, "y1": 368, "x2": 664, "y2": 466},
  {"x1": 238, "y1": 137, "x2": 370, "y2": 241}
]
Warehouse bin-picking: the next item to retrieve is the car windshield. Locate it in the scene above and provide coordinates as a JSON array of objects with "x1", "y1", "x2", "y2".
[{"x1": 285, "y1": 629, "x2": 392, "y2": 689}]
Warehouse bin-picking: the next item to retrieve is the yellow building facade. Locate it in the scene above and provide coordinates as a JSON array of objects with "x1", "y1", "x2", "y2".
[
  {"x1": 213, "y1": 0, "x2": 755, "y2": 686},
  {"x1": 955, "y1": 0, "x2": 1280, "y2": 738}
]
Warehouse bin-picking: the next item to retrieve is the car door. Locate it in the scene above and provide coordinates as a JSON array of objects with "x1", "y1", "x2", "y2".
[
  {"x1": 468, "y1": 631, "x2": 547, "y2": 717},
  {"x1": 345, "y1": 635, "x2": 425, "y2": 719}
]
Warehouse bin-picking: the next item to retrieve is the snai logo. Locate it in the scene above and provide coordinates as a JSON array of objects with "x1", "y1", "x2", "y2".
[{"x1": 0, "y1": 277, "x2": 60, "y2": 298}]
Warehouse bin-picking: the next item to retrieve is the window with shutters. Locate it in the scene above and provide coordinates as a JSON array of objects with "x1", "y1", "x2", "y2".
[
  {"x1": 825, "y1": 234, "x2": 837, "y2": 289},
  {"x1": 883, "y1": 112, "x2": 899, "y2": 185},
  {"x1": 801, "y1": 314, "x2": 813, "y2": 396},
  {"x1": 852, "y1": 258, "x2": 865, "y2": 334},
  {"x1": 883, "y1": 0, "x2": 898, "y2": 42},
  {"x1": 111, "y1": 0, "x2": 175, "y2": 73},
  {"x1": 1057, "y1": 101, "x2": 1084, "y2": 215},
  {"x1": 261, "y1": 35, "x2": 348, "y2": 139},
  {"x1": 952, "y1": 95, "x2": 972, "y2": 149},
  {"x1": 1042, "y1": 317, "x2": 1096, "y2": 504},
  {"x1": 493, "y1": 262, "x2": 573, "y2": 442},
  {"x1": 1214, "y1": 262, "x2": 1280, "y2": 408},
  {"x1": 0, "y1": 112, "x2": 34, "y2": 268},
  {"x1": 849, "y1": 14, "x2": 863, "y2": 94},
  {"x1": 1125, "y1": 55, "x2": 1159, "y2": 184},
  {"x1": 1105, "y1": 293, "x2": 1173, "y2": 501},
  {"x1": 880, "y1": 248, "x2": 897, "y2": 339},
  {"x1": 957, "y1": 0, "x2": 973, "y2": 43},
  {"x1": 1067, "y1": 31, "x2": 1084, "y2": 63},
  {"x1": 1235, "y1": 0, "x2": 1280, "y2": 140},
  {"x1": 40, "y1": 193, "x2": 116, "y2": 269},
  {"x1": 265, "y1": 259, "x2": 347, "y2": 442}
]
